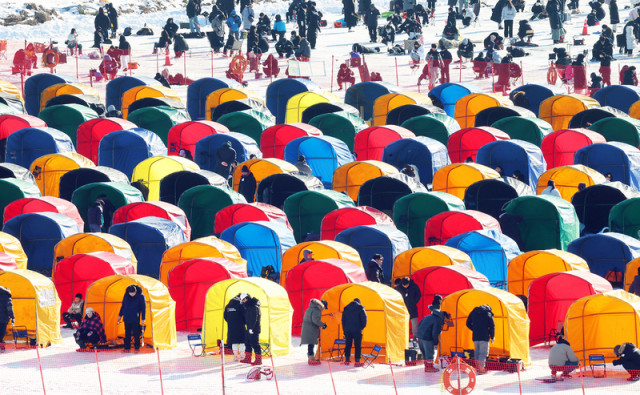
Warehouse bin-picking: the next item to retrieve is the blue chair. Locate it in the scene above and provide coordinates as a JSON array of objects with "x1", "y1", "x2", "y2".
[
  {"x1": 588, "y1": 354, "x2": 606, "y2": 378},
  {"x1": 329, "y1": 339, "x2": 346, "y2": 361},
  {"x1": 361, "y1": 345, "x2": 383, "y2": 368},
  {"x1": 187, "y1": 334, "x2": 204, "y2": 356}
]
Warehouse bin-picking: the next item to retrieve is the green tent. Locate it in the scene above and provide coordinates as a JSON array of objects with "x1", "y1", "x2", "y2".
[
  {"x1": 126, "y1": 106, "x2": 191, "y2": 144},
  {"x1": 589, "y1": 117, "x2": 640, "y2": 148},
  {"x1": 71, "y1": 182, "x2": 144, "y2": 232},
  {"x1": 38, "y1": 103, "x2": 99, "y2": 145},
  {"x1": 308, "y1": 111, "x2": 367, "y2": 150},
  {"x1": 283, "y1": 190, "x2": 354, "y2": 242},
  {"x1": 0, "y1": 178, "x2": 41, "y2": 222},
  {"x1": 178, "y1": 184, "x2": 246, "y2": 239},
  {"x1": 217, "y1": 109, "x2": 275, "y2": 144},
  {"x1": 609, "y1": 197, "x2": 640, "y2": 238},
  {"x1": 491, "y1": 116, "x2": 553, "y2": 146},
  {"x1": 504, "y1": 194, "x2": 579, "y2": 251},
  {"x1": 392, "y1": 191, "x2": 465, "y2": 247},
  {"x1": 400, "y1": 113, "x2": 460, "y2": 146}
]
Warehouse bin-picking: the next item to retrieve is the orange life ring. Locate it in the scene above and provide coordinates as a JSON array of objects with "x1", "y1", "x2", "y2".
[
  {"x1": 230, "y1": 54, "x2": 248, "y2": 75},
  {"x1": 42, "y1": 49, "x2": 59, "y2": 68},
  {"x1": 547, "y1": 63, "x2": 558, "y2": 85},
  {"x1": 442, "y1": 358, "x2": 476, "y2": 395}
]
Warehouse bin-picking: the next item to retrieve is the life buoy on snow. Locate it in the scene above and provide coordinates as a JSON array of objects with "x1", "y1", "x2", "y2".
[
  {"x1": 442, "y1": 357, "x2": 477, "y2": 395},
  {"x1": 547, "y1": 62, "x2": 558, "y2": 85},
  {"x1": 230, "y1": 54, "x2": 248, "y2": 75},
  {"x1": 42, "y1": 48, "x2": 59, "y2": 69}
]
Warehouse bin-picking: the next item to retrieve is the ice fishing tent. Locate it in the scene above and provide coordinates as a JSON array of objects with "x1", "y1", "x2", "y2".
[
  {"x1": 0, "y1": 269, "x2": 61, "y2": 346},
  {"x1": 565, "y1": 290, "x2": 640, "y2": 363},
  {"x1": 214, "y1": 202, "x2": 292, "y2": 234},
  {"x1": 98, "y1": 128, "x2": 167, "y2": 178},
  {"x1": 568, "y1": 106, "x2": 625, "y2": 129},
  {"x1": 609, "y1": 197, "x2": 640, "y2": 238},
  {"x1": 0, "y1": 252, "x2": 17, "y2": 271},
  {"x1": 121, "y1": 86, "x2": 181, "y2": 119},
  {"x1": 76, "y1": 118, "x2": 137, "y2": 164},
  {"x1": 372, "y1": 92, "x2": 431, "y2": 126},
  {"x1": 308, "y1": 111, "x2": 367, "y2": 150},
  {"x1": 285, "y1": 91, "x2": 339, "y2": 124},
  {"x1": 320, "y1": 282, "x2": 409, "y2": 363},
  {"x1": 575, "y1": 142, "x2": 640, "y2": 189},
  {"x1": 625, "y1": 257, "x2": 640, "y2": 290},
  {"x1": 284, "y1": 136, "x2": 354, "y2": 187},
  {"x1": 448, "y1": 126, "x2": 510, "y2": 163},
  {"x1": 45, "y1": 94, "x2": 105, "y2": 116},
  {"x1": 217, "y1": 109, "x2": 275, "y2": 144},
  {"x1": 109, "y1": 217, "x2": 188, "y2": 276},
  {"x1": 210, "y1": 98, "x2": 270, "y2": 122},
  {"x1": 428, "y1": 82, "x2": 483, "y2": 117},
  {"x1": 425, "y1": 210, "x2": 501, "y2": 246},
  {"x1": 433, "y1": 163, "x2": 501, "y2": 200},
  {"x1": 85, "y1": 274, "x2": 176, "y2": 349},
  {"x1": 509, "y1": 84, "x2": 564, "y2": 116},
  {"x1": 195, "y1": 132, "x2": 262, "y2": 172},
  {"x1": 0, "y1": 163, "x2": 35, "y2": 184},
  {"x1": 53, "y1": 233, "x2": 137, "y2": 271},
  {"x1": 539, "y1": 94, "x2": 600, "y2": 131},
  {"x1": 128, "y1": 97, "x2": 186, "y2": 117},
  {"x1": 204, "y1": 88, "x2": 261, "y2": 118},
  {"x1": 4, "y1": 196, "x2": 84, "y2": 230},
  {"x1": 400, "y1": 113, "x2": 460, "y2": 146},
  {"x1": 58, "y1": 167, "x2": 129, "y2": 201},
  {"x1": 159, "y1": 169, "x2": 227, "y2": 206},
  {"x1": 589, "y1": 117, "x2": 640, "y2": 147},
  {"x1": 203, "y1": 277, "x2": 293, "y2": 355},
  {"x1": 38, "y1": 104, "x2": 99, "y2": 145},
  {"x1": 474, "y1": 106, "x2": 535, "y2": 127},
  {"x1": 345, "y1": 82, "x2": 401, "y2": 121},
  {"x1": 353, "y1": 125, "x2": 415, "y2": 161},
  {"x1": 445, "y1": 230, "x2": 521, "y2": 288},
  {"x1": 464, "y1": 178, "x2": 533, "y2": 219},
  {"x1": 280, "y1": 241, "x2": 362, "y2": 286},
  {"x1": 167, "y1": 120, "x2": 229, "y2": 158},
  {"x1": 382, "y1": 136, "x2": 450, "y2": 186},
  {"x1": 5, "y1": 127, "x2": 74, "y2": 169},
  {"x1": 284, "y1": 190, "x2": 355, "y2": 242},
  {"x1": 3, "y1": 212, "x2": 81, "y2": 273},
  {"x1": 301, "y1": 101, "x2": 359, "y2": 124},
  {"x1": 593, "y1": 85, "x2": 640, "y2": 113},
  {"x1": 178, "y1": 185, "x2": 246, "y2": 239},
  {"x1": 231, "y1": 158, "x2": 298, "y2": 196},
  {"x1": 541, "y1": 128, "x2": 606, "y2": 168},
  {"x1": 0, "y1": 93, "x2": 25, "y2": 115},
  {"x1": 393, "y1": 245, "x2": 474, "y2": 283},
  {"x1": 25, "y1": 73, "x2": 76, "y2": 116},
  {"x1": 30, "y1": 152, "x2": 95, "y2": 197},
  {"x1": 536, "y1": 165, "x2": 606, "y2": 201},
  {"x1": 71, "y1": 182, "x2": 144, "y2": 232},
  {"x1": 0, "y1": 179, "x2": 41, "y2": 222},
  {"x1": 187, "y1": 77, "x2": 241, "y2": 120},
  {"x1": 0, "y1": 231, "x2": 28, "y2": 269},
  {"x1": 332, "y1": 161, "x2": 398, "y2": 201},
  {"x1": 112, "y1": 201, "x2": 191, "y2": 240},
  {"x1": 132, "y1": 156, "x2": 199, "y2": 201},
  {"x1": 257, "y1": 173, "x2": 323, "y2": 209},
  {"x1": 358, "y1": 174, "x2": 428, "y2": 212},
  {"x1": 385, "y1": 103, "x2": 446, "y2": 126},
  {"x1": 266, "y1": 78, "x2": 319, "y2": 124},
  {"x1": 491, "y1": 116, "x2": 553, "y2": 147},
  {"x1": 260, "y1": 123, "x2": 322, "y2": 159},
  {"x1": 441, "y1": 288, "x2": 530, "y2": 364},
  {"x1": 321, "y1": 206, "x2": 394, "y2": 240},
  {"x1": 454, "y1": 93, "x2": 512, "y2": 129},
  {"x1": 572, "y1": 183, "x2": 640, "y2": 234},
  {"x1": 106, "y1": 76, "x2": 158, "y2": 111},
  {"x1": 127, "y1": 106, "x2": 190, "y2": 144},
  {"x1": 476, "y1": 140, "x2": 546, "y2": 189},
  {"x1": 168, "y1": 257, "x2": 247, "y2": 331},
  {"x1": 0, "y1": 114, "x2": 46, "y2": 161}
]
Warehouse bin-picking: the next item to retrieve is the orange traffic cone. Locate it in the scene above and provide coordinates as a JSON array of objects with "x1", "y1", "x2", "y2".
[
  {"x1": 582, "y1": 19, "x2": 588, "y2": 35},
  {"x1": 164, "y1": 47, "x2": 172, "y2": 66}
]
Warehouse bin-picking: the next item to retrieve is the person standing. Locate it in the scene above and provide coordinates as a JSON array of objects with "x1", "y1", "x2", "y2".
[
  {"x1": 242, "y1": 3, "x2": 255, "y2": 32},
  {"x1": 306, "y1": 5, "x2": 322, "y2": 50},
  {"x1": 240, "y1": 293, "x2": 262, "y2": 365},
  {"x1": 187, "y1": 0, "x2": 202, "y2": 34},
  {"x1": 87, "y1": 198, "x2": 104, "y2": 233},
  {"x1": 416, "y1": 303, "x2": 450, "y2": 372},
  {"x1": 343, "y1": 0, "x2": 357, "y2": 32},
  {"x1": 366, "y1": 254, "x2": 385, "y2": 283},
  {"x1": 238, "y1": 165, "x2": 256, "y2": 203},
  {"x1": 466, "y1": 304, "x2": 495, "y2": 374},
  {"x1": 215, "y1": 141, "x2": 237, "y2": 179},
  {"x1": 0, "y1": 286, "x2": 14, "y2": 345},
  {"x1": 300, "y1": 299, "x2": 328, "y2": 363},
  {"x1": 62, "y1": 293, "x2": 84, "y2": 328},
  {"x1": 365, "y1": 4, "x2": 381, "y2": 42},
  {"x1": 342, "y1": 298, "x2": 367, "y2": 366},
  {"x1": 117, "y1": 285, "x2": 146, "y2": 351},
  {"x1": 395, "y1": 277, "x2": 422, "y2": 340},
  {"x1": 501, "y1": 1, "x2": 516, "y2": 38},
  {"x1": 224, "y1": 294, "x2": 246, "y2": 361},
  {"x1": 547, "y1": 0, "x2": 565, "y2": 43},
  {"x1": 297, "y1": 2, "x2": 307, "y2": 38},
  {"x1": 94, "y1": 8, "x2": 111, "y2": 41},
  {"x1": 119, "y1": 35, "x2": 131, "y2": 71},
  {"x1": 106, "y1": 3, "x2": 119, "y2": 39}
]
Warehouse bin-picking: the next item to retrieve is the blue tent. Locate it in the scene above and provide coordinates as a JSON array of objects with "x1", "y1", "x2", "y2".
[
  {"x1": 195, "y1": 131, "x2": 262, "y2": 172},
  {"x1": 445, "y1": 229, "x2": 521, "y2": 288},
  {"x1": 382, "y1": 136, "x2": 450, "y2": 185},
  {"x1": 574, "y1": 142, "x2": 640, "y2": 190},
  {"x1": 24, "y1": 74, "x2": 77, "y2": 116},
  {"x1": 345, "y1": 82, "x2": 401, "y2": 121},
  {"x1": 98, "y1": 128, "x2": 167, "y2": 177},
  {"x1": 593, "y1": 85, "x2": 640, "y2": 113},
  {"x1": 284, "y1": 136, "x2": 354, "y2": 188},
  {"x1": 220, "y1": 221, "x2": 296, "y2": 277},
  {"x1": 5, "y1": 127, "x2": 75, "y2": 168},
  {"x1": 109, "y1": 217, "x2": 188, "y2": 276},
  {"x1": 186, "y1": 77, "x2": 241, "y2": 120},
  {"x1": 568, "y1": 232, "x2": 640, "y2": 284},
  {"x1": 428, "y1": 82, "x2": 482, "y2": 117},
  {"x1": 476, "y1": 139, "x2": 546, "y2": 188},
  {"x1": 266, "y1": 78, "x2": 319, "y2": 124},
  {"x1": 335, "y1": 224, "x2": 411, "y2": 281},
  {"x1": 106, "y1": 76, "x2": 157, "y2": 111},
  {"x1": 509, "y1": 84, "x2": 564, "y2": 116},
  {"x1": 3, "y1": 212, "x2": 81, "y2": 273}
]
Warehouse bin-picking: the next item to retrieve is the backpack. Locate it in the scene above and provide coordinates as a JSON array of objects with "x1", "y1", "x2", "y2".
[
  {"x1": 123, "y1": 27, "x2": 132, "y2": 36},
  {"x1": 247, "y1": 366, "x2": 274, "y2": 380}
]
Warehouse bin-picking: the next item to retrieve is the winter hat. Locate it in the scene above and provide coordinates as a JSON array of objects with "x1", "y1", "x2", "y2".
[
  {"x1": 614, "y1": 344, "x2": 622, "y2": 356},
  {"x1": 321, "y1": 300, "x2": 328, "y2": 309},
  {"x1": 107, "y1": 105, "x2": 116, "y2": 112},
  {"x1": 372, "y1": 253, "x2": 383, "y2": 260},
  {"x1": 401, "y1": 277, "x2": 410, "y2": 286},
  {"x1": 303, "y1": 249, "x2": 313, "y2": 254},
  {"x1": 85, "y1": 307, "x2": 95, "y2": 315},
  {"x1": 241, "y1": 165, "x2": 250, "y2": 172},
  {"x1": 126, "y1": 285, "x2": 137, "y2": 294},
  {"x1": 353, "y1": 298, "x2": 361, "y2": 304},
  {"x1": 240, "y1": 292, "x2": 249, "y2": 300},
  {"x1": 432, "y1": 295, "x2": 443, "y2": 306}
]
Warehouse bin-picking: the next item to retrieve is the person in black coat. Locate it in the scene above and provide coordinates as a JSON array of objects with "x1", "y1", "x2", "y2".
[
  {"x1": 546, "y1": 0, "x2": 564, "y2": 43},
  {"x1": 358, "y1": 0, "x2": 372, "y2": 15},
  {"x1": 623, "y1": 66, "x2": 638, "y2": 86},
  {"x1": 117, "y1": 284, "x2": 146, "y2": 351},
  {"x1": 224, "y1": 294, "x2": 246, "y2": 360},
  {"x1": 365, "y1": 254, "x2": 384, "y2": 283},
  {"x1": 238, "y1": 165, "x2": 257, "y2": 202},
  {"x1": 106, "y1": 3, "x2": 119, "y2": 39},
  {"x1": 341, "y1": 298, "x2": 367, "y2": 365},
  {"x1": 589, "y1": 72, "x2": 603, "y2": 88},
  {"x1": 343, "y1": 0, "x2": 357, "y2": 31},
  {"x1": 214, "y1": 141, "x2": 237, "y2": 179},
  {"x1": 381, "y1": 23, "x2": 395, "y2": 45},
  {"x1": 491, "y1": 0, "x2": 507, "y2": 28},
  {"x1": 613, "y1": 343, "x2": 640, "y2": 381},
  {"x1": 0, "y1": 286, "x2": 14, "y2": 343},
  {"x1": 276, "y1": 35, "x2": 294, "y2": 57},
  {"x1": 154, "y1": 72, "x2": 171, "y2": 88},
  {"x1": 466, "y1": 304, "x2": 495, "y2": 372},
  {"x1": 174, "y1": 34, "x2": 190, "y2": 55},
  {"x1": 395, "y1": 277, "x2": 422, "y2": 339},
  {"x1": 164, "y1": 18, "x2": 179, "y2": 39},
  {"x1": 306, "y1": 5, "x2": 322, "y2": 49},
  {"x1": 297, "y1": 2, "x2": 307, "y2": 38},
  {"x1": 592, "y1": 35, "x2": 613, "y2": 61},
  {"x1": 218, "y1": 0, "x2": 235, "y2": 18},
  {"x1": 257, "y1": 13, "x2": 272, "y2": 37},
  {"x1": 154, "y1": 29, "x2": 173, "y2": 53},
  {"x1": 364, "y1": 4, "x2": 380, "y2": 42},
  {"x1": 246, "y1": 26, "x2": 259, "y2": 53},
  {"x1": 609, "y1": 0, "x2": 620, "y2": 26},
  {"x1": 95, "y1": 8, "x2": 111, "y2": 38},
  {"x1": 240, "y1": 294, "x2": 262, "y2": 365}
]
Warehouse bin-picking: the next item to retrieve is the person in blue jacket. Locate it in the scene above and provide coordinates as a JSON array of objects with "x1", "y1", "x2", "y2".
[
  {"x1": 272, "y1": 14, "x2": 287, "y2": 41},
  {"x1": 117, "y1": 284, "x2": 146, "y2": 351},
  {"x1": 227, "y1": 10, "x2": 243, "y2": 40}
]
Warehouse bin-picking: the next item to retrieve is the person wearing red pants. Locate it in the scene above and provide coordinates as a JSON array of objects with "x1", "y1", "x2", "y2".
[
  {"x1": 337, "y1": 63, "x2": 355, "y2": 90},
  {"x1": 600, "y1": 55, "x2": 612, "y2": 86},
  {"x1": 439, "y1": 46, "x2": 452, "y2": 83}
]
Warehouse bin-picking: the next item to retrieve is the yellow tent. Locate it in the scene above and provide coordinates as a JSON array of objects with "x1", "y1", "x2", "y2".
[
  {"x1": 372, "y1": 92, "x2": 431, "y2": 126},
  {"x1": 320, "y1": 282, "x2": 409, "y2": 363},
  {"x1": 507, "y1": 249, "x2": 589, "y2": 297},
  {"x1": 441, "y1": 288, "x2": 530, "y2": 364},
  {"x1": 454, "y1": 93, "x2": 512, "y2": 129},
  {"x1": 85, "y1": 274, "x2": 177, "y2": 349},
  {"x1": 332, "y1": 160, "x2": 399, "y2": 201},
  {"x1": 0, "y1": 269, "x2": 61, "y2": 346},
  {"x1": 536, "y1": 165, "x2": 606, "y2": 201},
  {"x1": 231, "y1": 158, "x2": 298, "y2": 196},
  {"x1": 433, "y1": 163, "x2": 501, "y2": 199},
  {"x1": 539, "y1": 94, "x2": 600, "y2": 131},
  {"x1": 625, "y1": 257, "x2": 640, "y2": 291},
  {"x1": 285, "y1": 91, "x2": 341, "y2": 123},
  {"x1": 160, "y1": 236, "x2": 246, "y2": 286},
  {"x1": 53, "y1": 233, "x2": 137, "y2": 273},
  {"x1": 131, "y1": 156, "x2": 199, "y2": 201},
  {"x1": 121, "y1": 85, "x2": 181, "y2": 118},
  {"x1": 39, "y1": 83, "x2": 99, "y2": 112},
  {"x1": 280, "y1": 240, "x2": 362, "y2": 286},
  {"x1": 30, "y1": 152, "x2": 95, "y2": 197},
  {"x1": 0, "y1": 231, "x2": 28, "y2": 270},
  {"x1": 392, "y1": 246, "x2": 474, "y2": 284},
  {"x1": 629, "y1": 101, "x2": 640, "y2": 120},
  {"x1": 203, "y1": 88, "x2": 262, "y2": 121},
  {"x1": 0, "y1": 80, "x2": 24, "y2": 102},
  {"x1": 203, "y1": 277, "x2": 293, "y2": 356},
  {"x1": 565, "y1": 290, "x2": 640, "y2": 363}
]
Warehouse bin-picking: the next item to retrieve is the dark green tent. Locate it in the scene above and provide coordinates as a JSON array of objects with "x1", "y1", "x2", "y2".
[
  {"x1": 178, "y1": 184, "x2": 246, "y2": 239},
  {"x1": 70, "y1": 182, "x2": 144, "y2": 232},
  {"x1": 589, "y1": 117, "x2": 640, "y2": 148},
  {"x1": 308, "y1": 111, "x2": 367, "y2": 150},
  {"x1": 0, "y1": 178, "x2": 41, "y2": 222},
  {"x1": 491, "y1": 116, "x2": 553, "y2": 146},
  {"x1": 38, "y1": 103, "x2": 99, "y2": 145},
  {"x1": 283, "y1": 190, "x2": 354, "y2": 242},
  {"x1": 126, "y1": 106, "x2": 191, "y2": 143},
  {"x1": 217, "y1": 109, "x2": 275, "y2": 144},
  {"x1": 609, "y1": 197, "x2": 640, "y2": 238},
  {"x1": 400, "y1": 113, "x2": 460, "y2": 146}
]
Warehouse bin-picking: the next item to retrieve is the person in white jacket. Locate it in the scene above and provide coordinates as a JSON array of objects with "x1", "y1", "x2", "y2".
[
  {"x1": 541, "y1": 179, "x2": 562, "y2": 198},
  {"x1": 501, "y1": 1, "x2": 517, "y2": 38},
  {"x1": 625, "y1": 23, "x2": 636, "y2": 56},
  {"x1": 410, "y1": 41, "x2": 425, "y2": 63},
  {"x1": 242, "y1": 3, "x2": 255, "y2": 31}
]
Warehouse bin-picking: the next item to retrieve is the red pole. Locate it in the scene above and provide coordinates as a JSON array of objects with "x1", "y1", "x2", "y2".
[
  {"x1": 491, "y1": 61, "x2": 495, "y2": 91},
  {"x1": 89, "y1": 71, "x2": 93, "y2": 87},
  {"x1": 330, "y1": 55, "x2": 334, "y2": 93},
  {"x1": 326, "y1": 360, "x2": 337, "y2": 395},
  {"x1": 516, "y1": 360, "x2": 523, "y2": 395},
  {"x1": 36, "y1": 346, "x2": 47, "y2": 395},
  {"x1": 184, "y1": 53, "x2": 187, "y2": 80},
  {"x1": 20, "y1": 72, "x2": 24, "y2": 98},
  {"x1": 269, "y1": 355, "x2": 281, "y2": 395},
  {"x1": 520, "y1": 61, "x2": 524, "y2": 86},
  {"x1": 579, "y1": 364, "x2": 586, "y2": 395},
  {"x1": 156, "y1": 348, "x2": 165, "y2": 395},
  {"x1": 75, "y1": 44, "x2": 79, "y2": 80},
  {"x1": 389, "y1": 363, "x2": 399, "y2": 395},
  {"x1": 95, "y1": 348, "x2": 104, "y2": 395},
  {"x1": 220, "y1": 340, "x2": 226, "y2": 395},
  {"x1": 395, "y1": 58, "x2": 399, "y2": 86}
]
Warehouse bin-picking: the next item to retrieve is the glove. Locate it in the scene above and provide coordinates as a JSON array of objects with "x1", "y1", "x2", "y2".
[
  {"x1": 249, "y1": 329, "x2": 254, "y2": 334},
  {"x1": 613, "y1": 359, "x2": 622, "y2": 366},
  {"x1": 322, "y1": 323, "x2": 327, "y2": 330}
]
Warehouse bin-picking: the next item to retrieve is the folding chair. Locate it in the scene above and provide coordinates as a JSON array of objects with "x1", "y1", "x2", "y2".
[
  {"x1": 187, "y1": 334, "x2": 204, "y2": 356},
  {"x1": 588, "y1": 354, "x2": 606, "y2": 378},
  {"x1": 361, "y1": 345, "x2": 382, "y2": 368},
  {"x1": 260, "y1": 342, "x2": 272, "y2": 357},
  {"x1": 12, "y1": 325, "x2": 29, "y2": 348},
  {"x1": 329, "y1": 339, "x2": 346, "y2": 361}
]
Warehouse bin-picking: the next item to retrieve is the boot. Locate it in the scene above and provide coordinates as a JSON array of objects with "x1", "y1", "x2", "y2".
[
  {"x1": 251, "y1": 354, "x2": 263, "y2": 365},
  {"x1": 79, "y1": 47, "x2": 83, "y2": 55},
  {"x1": 308, "y1": 354, "x2": 321, "y2": 365},
  {"x1": 424, "y1": 360, "x2": 439, "y2": 372},
  {"x1": 240, "y1": 352, "x2": 253, "y2": 364}
]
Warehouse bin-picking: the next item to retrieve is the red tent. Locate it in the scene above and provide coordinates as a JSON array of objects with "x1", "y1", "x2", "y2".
[
  {"x1": 425, "y1": 210, "x2": 501, "y2": 246},
  {"x1": 53, "y1": 251, "x2": 135, "y2": 315},
  {"x1": 0, "y1": 252, "x2": 17, "y2": 271},
  {"x1": 448, "y1": 127, "x2": 510, "y2": 163},
  {"x1": 412, "y1": 265, "x2": 490, "y2": 320},
  {"x1": 76, "y1": 118, "x2": 137, "y2": 164},
  {"x1": 0, "y1": 114, "x2": 46, "y2": 141},
  {"x1": 320, "y1": 206, "x2": 394, "y2": 240},
  {"x1": 214, "y1": 202, "x2": 292, "y2": 234},
  {"x1": 167, "y1": 257, "x2": 247, "y2": 331},
  {"x1": 4, "y1": 196, "x2": 85, "y2": 230},
  {"x1": 285, "y1": 258, "x2": 367, "y2": 335},
  {"x1": 528, "y1": 271, "x2": 612, "y2": 346},
  {"x1": 167, "y1": 120, "x2": 228, "y2": 158},
  {"x1": 541, "y1": 128, "x2": 606, "y2": 168},
  {"x1": 353, "y1": 125, "x2": 415, "y2": 161},
  {"x1": 112, "y1": 201, "x2": 192, "y2": 240},
  {"x1": 260, "y1": 123, "x2": 323, "y2": 159}
]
